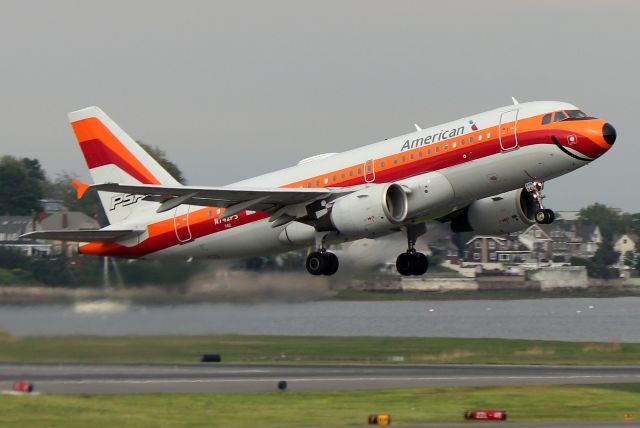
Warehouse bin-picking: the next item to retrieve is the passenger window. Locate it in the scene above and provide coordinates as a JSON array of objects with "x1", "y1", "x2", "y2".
[
  {"x1": 380, "y1": 161, "x2": 385, "y2": 168},
  {"x1": 410, "y1": 153, "x2": 414, "y2": 160},
  {"x1": 324, "y1": 177, "x2": 328, "y2": 185},
  {"x1": 349, "y1": 170, "x2": 354, "y2": 177},
  {"x1": 418, "y1": 151, "x2": 423, "y2": 158},
  {"x1": 486, "y1": 132, "x2": 490, "y2": 138},
  {"x1": 469, "y1": 136, "x2": 474, "y2": 143},
  {"x1": 427, "y1": 149, "x2": 431, "y2": 155},
  {"x1": 435, "y1": 146, "x2": 440, "y2": 153},
  {"x1": 444, "y1": 144, "x2": 448, "y2": 150},
  {"x1": 341, "y1": 173, "x2": 345, "y2": 179},
  {"x1": 554, "y1": 111, "x2": 567, "y2": 122},
  {"x1": 461, "y1": 139, "x2": 465, "y2": 145},
  {"x1": 401, "y1": 156, "x2": 406, "y2": 162},
  {"x1": 541, "y1": 113, "x2": 552, "y2": 125},
  {"x1": 315, "y1": 179, "x2": 320, "y2": 186},
  {"x1": 332, "y1": 175, "x2": 336, "y2": 182},
  {"x1": 307, "y1": 183, "x2": 311, "y2": 188},
  {"x1": 452, "y1": 142, "x2": 457, "y2": 148},
  {"x1": 393, "y1": 158, "x2": 398, "y2": 164},
  {"x1": 478, "y1": 134, "x2": 482, "y2": 141}
]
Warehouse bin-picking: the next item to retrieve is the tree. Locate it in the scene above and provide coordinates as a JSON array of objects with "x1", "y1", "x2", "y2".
[
  {"x1": 138, "y1": 142, "x2": 186, "y2": 184},
  {"x1": 578, "y1": 203, "x2": 625, "y2": 241},
  {"x1": 0, "y1": 156, "x2": 46, "y2": 215},
  {"x1": 42, "y1": 172, "x2": 107, "y2": 225},
  {"x1": 589, "y1": 240, "x2": 620, "y2": 279}
]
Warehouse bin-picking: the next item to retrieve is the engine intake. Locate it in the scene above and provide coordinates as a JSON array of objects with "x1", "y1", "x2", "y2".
[
  {"x1": 329, "y1": 183, "x2": 408, "y2": 237},
  {"x1": 451, "y1": 188, "x2": 537, "y2": 235}
]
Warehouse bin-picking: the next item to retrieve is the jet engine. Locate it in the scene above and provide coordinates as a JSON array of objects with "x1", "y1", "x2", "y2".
[
  {"x1": 450, "y1": 188, "x2": 537, "y2": 235},
  {"x1": 328, "y1": 183, "x2": 408, "y2": 237}
]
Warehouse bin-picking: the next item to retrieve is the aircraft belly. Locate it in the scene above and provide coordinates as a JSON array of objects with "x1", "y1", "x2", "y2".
[
  {"x1": 151, "y1": 218, "x2": 299, "y2": 260},
  {"x1": 442, "y1": 145, "x2": 579, "y2": 203}
]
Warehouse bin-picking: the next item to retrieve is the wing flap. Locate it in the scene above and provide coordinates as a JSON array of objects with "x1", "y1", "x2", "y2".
[{"x1": 21, "y1": 229, "x2": 141, "y2": 242}]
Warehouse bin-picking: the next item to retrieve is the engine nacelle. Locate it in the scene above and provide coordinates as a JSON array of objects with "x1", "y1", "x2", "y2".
[
  {"x1": 451, "y1": 188, "x2": 537, "y2": 235},
  {"x1": 330, "y1": 183, "x2": 408, "y2": 237},
  {"x1": 400, "y1": 172, "x2": 455, "y2": 218}
]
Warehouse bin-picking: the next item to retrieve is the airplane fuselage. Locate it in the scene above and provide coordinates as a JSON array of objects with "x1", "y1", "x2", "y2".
[{"x1": 78, "y1": 100, "x2": 614, "y2": 261}]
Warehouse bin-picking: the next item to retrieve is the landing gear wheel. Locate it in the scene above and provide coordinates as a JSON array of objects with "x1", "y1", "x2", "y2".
[
  {"x1": 535, "y1": 208, "x2": 555, "y2": 225},
  {"x1": 396, "y1": 253, "x2": 414, "y2": 276},
  {"x1": 412, "y1": 252, "x2": 429, "y2": 276},
  {"x1": 324, "y1": 252, "x2": 339, "y2": 276},
  {"x1": 396, "y1": 252, "x2": 429, "y2": 276},
  {"x1": 306, "y1": 252, "x2": 328, "y2": 276},
  {"x1": 306, "y1": 251, "x2": 339, "y2": 276}
]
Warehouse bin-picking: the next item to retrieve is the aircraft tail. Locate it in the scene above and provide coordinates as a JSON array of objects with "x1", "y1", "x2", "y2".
[{"x1": 68, "y1": 106, "x2": 181, "y2": 224}]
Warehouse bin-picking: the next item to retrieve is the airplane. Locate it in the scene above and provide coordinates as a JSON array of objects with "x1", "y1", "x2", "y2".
[{"x1": 22, "y1": 100, "x2": 616, "y2": 276}]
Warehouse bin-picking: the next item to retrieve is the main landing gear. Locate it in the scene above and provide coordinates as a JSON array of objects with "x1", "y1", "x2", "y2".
[
  {"x1": 526, "y1": 180, "x2": 555, "y2": 225},
  {"x1": 396, "y1": 223, "x2": 429, "y2": 276},
  {"x1": 306, "y1": 250, "x2": 339, "y2": 276}
]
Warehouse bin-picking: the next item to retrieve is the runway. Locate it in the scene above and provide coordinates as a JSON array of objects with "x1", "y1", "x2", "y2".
[{"x1": 1, "y1": 362, "x2": 639, "y2": 394}]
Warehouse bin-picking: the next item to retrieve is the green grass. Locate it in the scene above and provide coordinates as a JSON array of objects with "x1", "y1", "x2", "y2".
[
  {"x1": 1, "y1": 385, "x2": 639, "y2": 427},
  {"x1": 1, "y1": 333, "x2": 640, "y2": 365}
]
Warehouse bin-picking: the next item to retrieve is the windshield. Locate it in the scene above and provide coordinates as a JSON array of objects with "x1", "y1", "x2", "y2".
[{"x1": 560, "y1": 109, "x2": 594, "y2": 121}]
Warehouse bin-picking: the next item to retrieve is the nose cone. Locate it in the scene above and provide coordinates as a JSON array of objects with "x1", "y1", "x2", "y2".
[{"x1": 602, "y1": 123, "x2": 616, "y2": 145}]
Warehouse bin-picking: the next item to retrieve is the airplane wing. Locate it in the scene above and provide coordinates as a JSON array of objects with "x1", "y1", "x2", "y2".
[
  {"x1": 87, "y1": 183, "x2": 353, "y2": 223},
  {"x1": 21, "y1": 229, "x2": 141, "y2": 242}
]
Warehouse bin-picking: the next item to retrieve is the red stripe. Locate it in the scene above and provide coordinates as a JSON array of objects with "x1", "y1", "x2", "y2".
[{"x1": 80, "y1": 139, "x2": 157, "y2": 184}]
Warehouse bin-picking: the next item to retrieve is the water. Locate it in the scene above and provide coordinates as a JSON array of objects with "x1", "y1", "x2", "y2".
[{"x1": 1, "y1": 297, "x2": 639, "y2": 342}]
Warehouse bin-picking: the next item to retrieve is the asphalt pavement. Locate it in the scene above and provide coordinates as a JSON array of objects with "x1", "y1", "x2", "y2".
[{"x1": 1, "y1": 362, "x2": 639, "y2": 394}]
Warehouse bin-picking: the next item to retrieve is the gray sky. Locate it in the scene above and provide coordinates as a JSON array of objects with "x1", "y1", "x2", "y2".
[{"x1": 0, "y1": 1, "x2": 637, "y2": 211}]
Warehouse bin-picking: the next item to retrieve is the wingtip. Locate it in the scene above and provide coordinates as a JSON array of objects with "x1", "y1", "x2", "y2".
[{"x1": 70, "y1": 179, "x2": 91, "y2": 199}]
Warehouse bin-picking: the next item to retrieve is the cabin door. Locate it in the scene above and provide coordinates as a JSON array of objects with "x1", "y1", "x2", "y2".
[
  {"x1": 174, "y1": 204, "x2": 192, "y2": 243},
  {"x1": 499, "y1": 109, "x2": 519, "y2": 151},
  {"x1": 364, "y1": 159, "x2": 375, "y2": 183}
]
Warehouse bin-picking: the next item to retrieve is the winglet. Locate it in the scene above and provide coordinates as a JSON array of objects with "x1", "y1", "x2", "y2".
[{"x1": 70, "y1": 179, "x2": 91, "y2": 200}]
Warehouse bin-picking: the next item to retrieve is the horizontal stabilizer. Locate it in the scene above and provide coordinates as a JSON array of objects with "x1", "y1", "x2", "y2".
[{"x1": 21, "y1": 229, "x2": 141, "y2": 242}]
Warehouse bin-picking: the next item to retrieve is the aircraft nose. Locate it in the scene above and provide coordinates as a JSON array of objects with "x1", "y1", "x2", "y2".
[{"x1": 602, "y1": 123, "x2": 616, "y2": 145}]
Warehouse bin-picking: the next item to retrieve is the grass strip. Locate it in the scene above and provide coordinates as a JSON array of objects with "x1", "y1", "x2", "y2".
[
  {"x1": 1, "y1": 334, "x2": 640, "y2": 365},
  {"x1": 0, "y1": 384, "x2": 639, "y2": 427}
]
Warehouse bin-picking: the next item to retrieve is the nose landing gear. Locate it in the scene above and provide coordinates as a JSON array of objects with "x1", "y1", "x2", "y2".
[
  {"x1": 396, "y1": 223, "x2": 429, "y2": 276},
  {"x1": 526, "y1": 180, "x2": 555, "y2": 225}
]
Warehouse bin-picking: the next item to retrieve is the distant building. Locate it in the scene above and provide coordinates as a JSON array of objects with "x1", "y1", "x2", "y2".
[
  {"x1": 39, "y1": 199, "x2": 67, "y2": 214},
  {"x1": 0, "y1": 215, "x2": 50, "y2": 256},
  {"x1": 462, "y1": 215, "x2": 602, "y2": 266},
  {"x1": 613, "y1": 234, "x2": 636, "y2": 268},
  {"x1": 39, "y1": 211, "x2": 100, "y2": 257}
]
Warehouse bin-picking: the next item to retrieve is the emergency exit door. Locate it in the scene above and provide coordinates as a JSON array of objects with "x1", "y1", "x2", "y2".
[{"x1": 499, "y1": 109, "x2": 519, "y2": 151}]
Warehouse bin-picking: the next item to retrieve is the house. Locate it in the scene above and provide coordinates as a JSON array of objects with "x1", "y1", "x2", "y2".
[
  {"x1": 462, "y1": 216, "x2": 603, "y2": 266},
  {"x1": 0, "y1": 215, "x2": 50, "y2": 256},
  {"x1": 613, "y1": 234, "x2": 636, "y2": 267},
  {"x1": 39, "y1": 211, "x2": 100, "y2": 257},
  {"x1": 463, "y1": 235, "x2": 533, "y2": 264}
]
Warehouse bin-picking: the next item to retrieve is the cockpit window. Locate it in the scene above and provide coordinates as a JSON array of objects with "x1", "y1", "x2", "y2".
[
  {"x1": 553, "y1": 111, "x2": 568, "y2": 122},
  {"x1": 566, "y1": 110, "x2": 587, "y2": 119},
  {"x1": 541, "y1": 113, "x2": 551, "y2": 125}
]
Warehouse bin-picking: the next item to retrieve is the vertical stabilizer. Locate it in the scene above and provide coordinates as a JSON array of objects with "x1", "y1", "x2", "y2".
[{"x1": 68, "y1": 106, "x2": 181, "y2": 224}]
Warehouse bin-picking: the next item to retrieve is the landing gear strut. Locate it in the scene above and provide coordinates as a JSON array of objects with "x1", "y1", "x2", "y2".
[
  {"x1": 526, "y1": 180, "x2": 555, "y2": 225},
  {"x1": 396, "y1": 223, "x2": 429, "y2": 276}
]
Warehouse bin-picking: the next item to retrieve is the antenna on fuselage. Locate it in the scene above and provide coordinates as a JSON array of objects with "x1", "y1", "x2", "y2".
[
  {"x1": 414, "y1": 124, "x2": 422, "y2": 131},
  {"x1": 511, "y1": 97, "x2": 519, "y2": 105}
]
